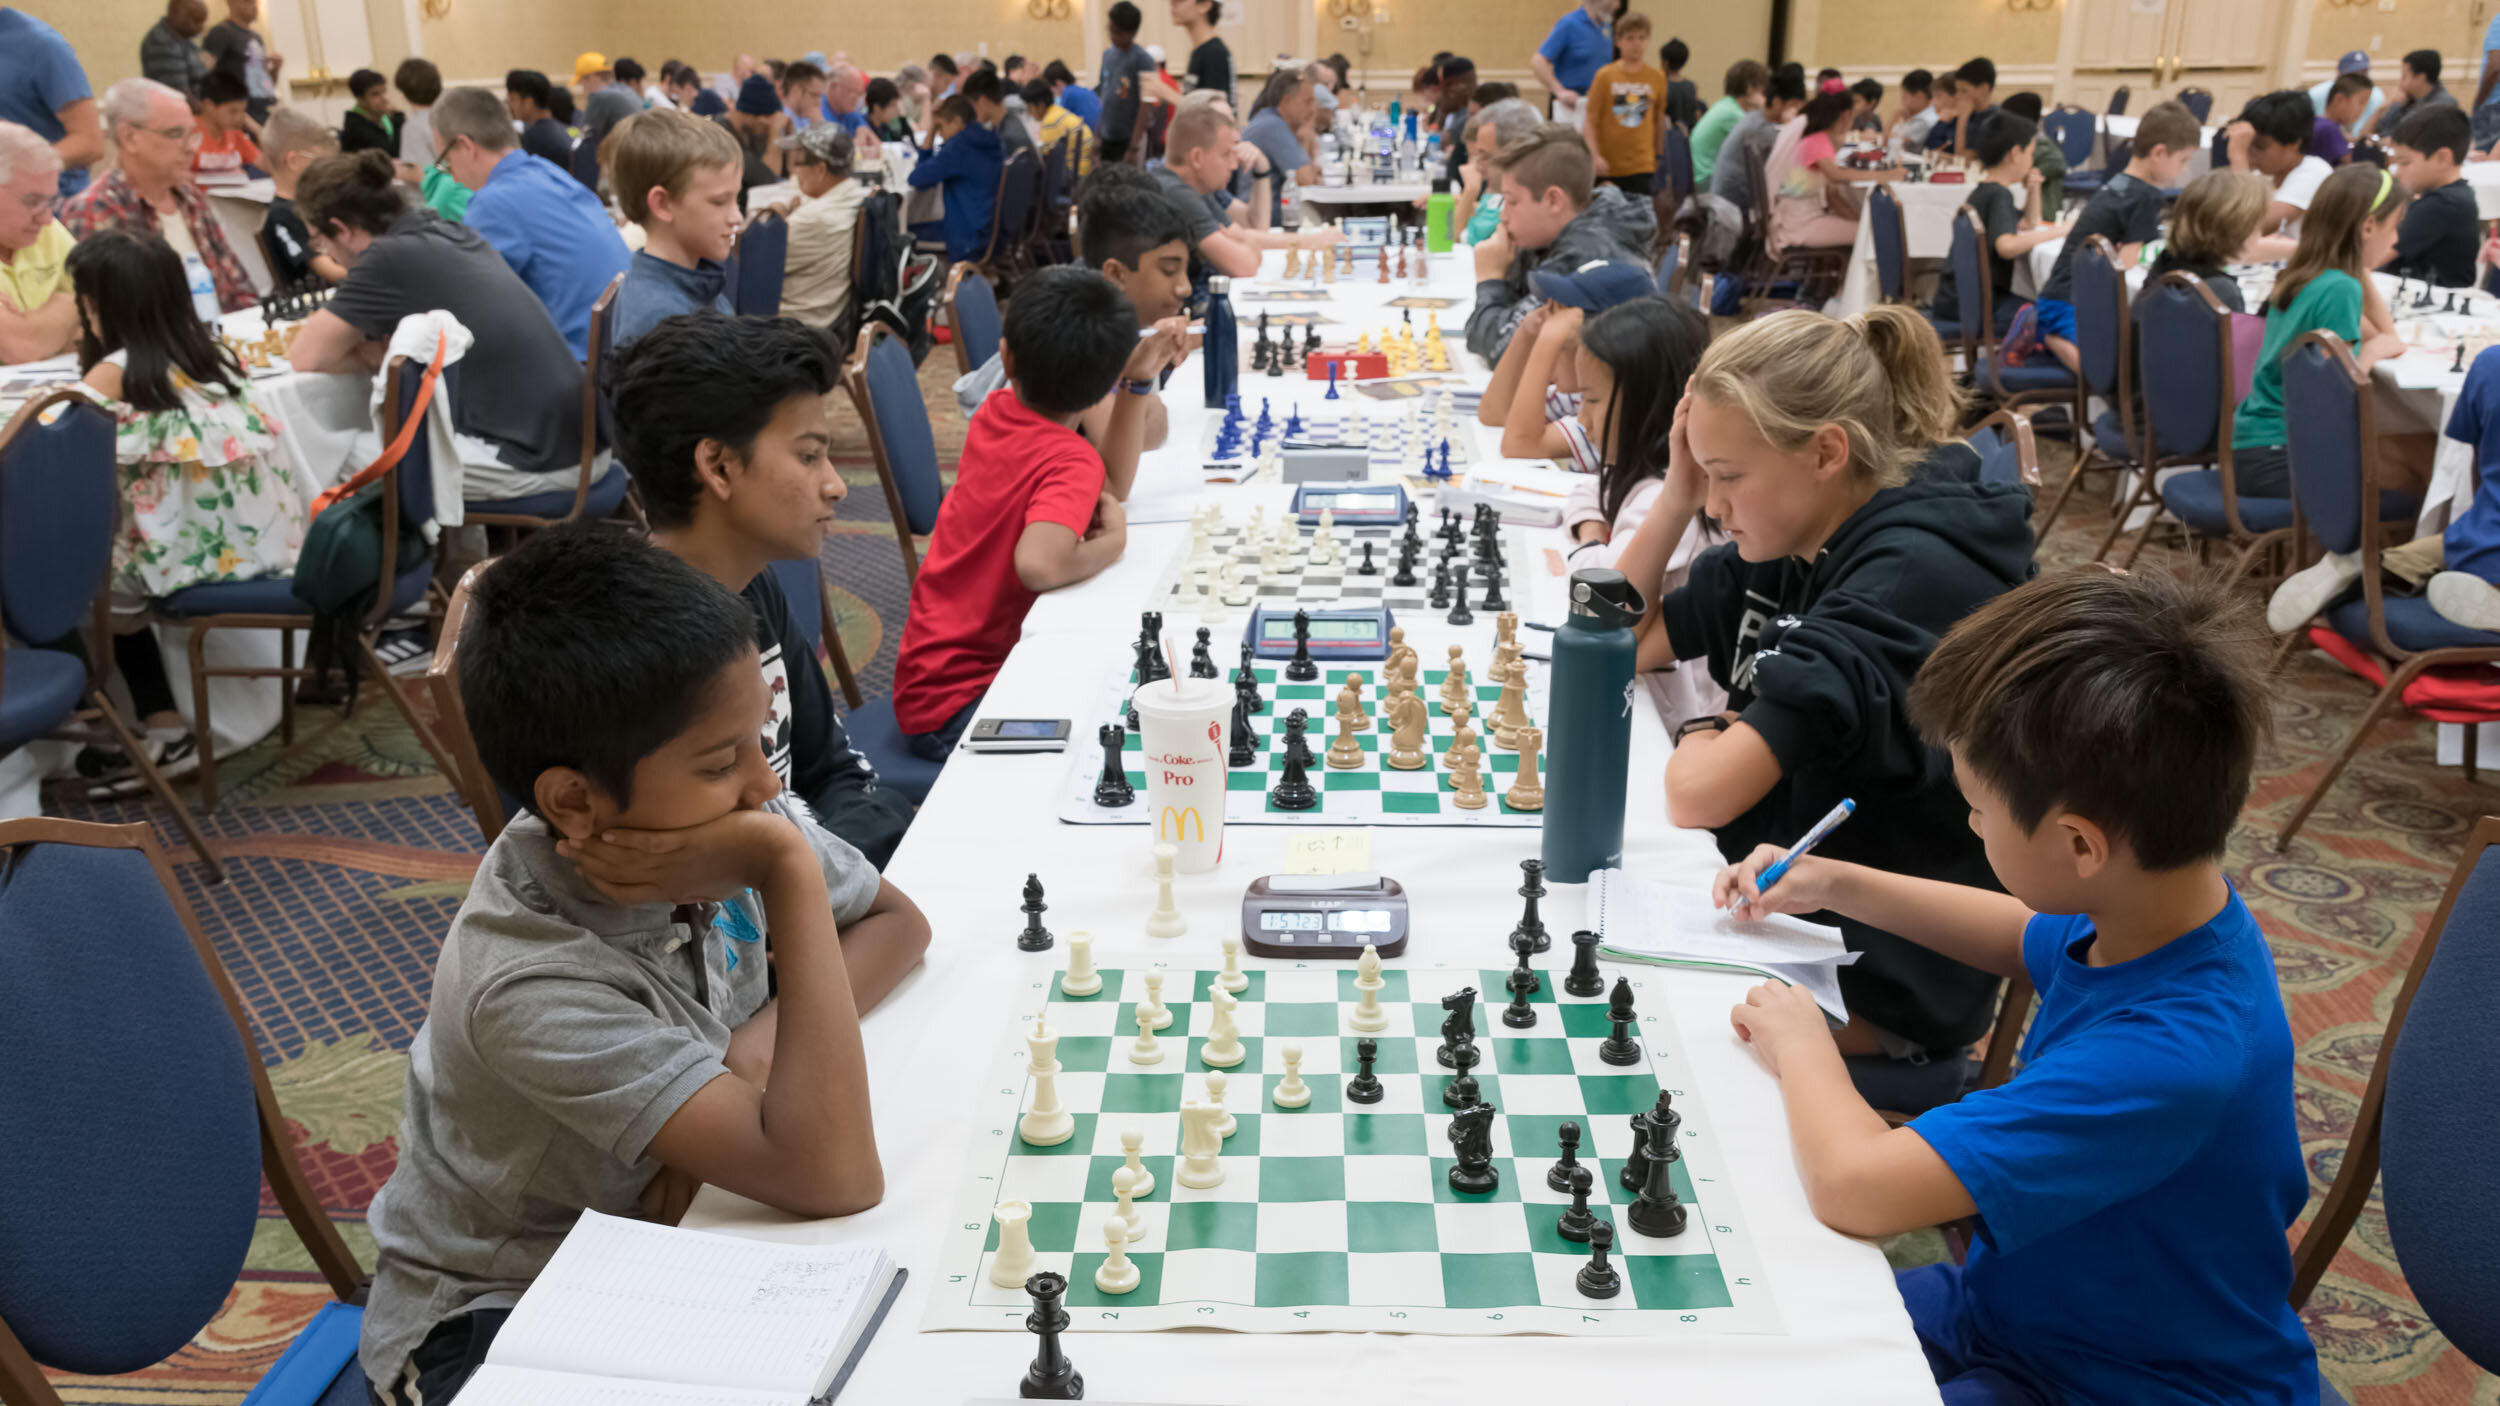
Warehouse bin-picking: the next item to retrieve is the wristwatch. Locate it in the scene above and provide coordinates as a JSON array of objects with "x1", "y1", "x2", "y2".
[
  {"x1": 1121, "y1": 378, "x2": 1158, "y2": 397},
  {"x1": 1673, "y1": 715, "x2": 1732, "y2": 741}
]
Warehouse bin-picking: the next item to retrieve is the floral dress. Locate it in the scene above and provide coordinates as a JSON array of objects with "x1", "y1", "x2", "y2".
[{"x1": 93, "y1": 350, "x2": 307, "y2": 599}]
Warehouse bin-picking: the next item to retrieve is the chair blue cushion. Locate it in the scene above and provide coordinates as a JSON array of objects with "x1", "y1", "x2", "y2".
[
  {"x1": 844, "y1": 697, "x2": 941, "y2": 805},
  {"x1": 2326, "y1": 593, "x2": 2500, "y2": 654},
  {"x1": 2159, "y1": 470, "x2": 2294, "y2": 535},
  {"x1": 465, "y1": 464, "x2": 631, "y2": 522},
  {"x1": 2380, "y1": 841, "x2": 2500, "y2": 1370},
  {"x1": 1927, "y1": 319, "x2": 1962, "y2": 344},
  {"x1": 0, "y1": 842, "x2": 264, "y2": 1372},
  {"x1": 1975, "y1": 353, "x2": 2076, "y2": 394},
  {"x1": 159, "y1": 560, "x2": 433, "y2": 620},
  {"x1": 2092, "y1": 407, "x2": 2131, "y2": 462},
  {"x1": 0, "y1": 646, "x2": 85, "y2": 751}
]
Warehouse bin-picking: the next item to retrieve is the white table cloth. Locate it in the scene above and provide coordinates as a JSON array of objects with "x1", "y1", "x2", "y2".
[{"x1": 681, "y1": 246, "x2": 1946, "y2": 1403}]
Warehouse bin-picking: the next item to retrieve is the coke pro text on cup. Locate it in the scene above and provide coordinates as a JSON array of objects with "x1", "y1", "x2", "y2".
[{"x1": 1133, "y1": 675, "x2": 1231, "y2": 873}]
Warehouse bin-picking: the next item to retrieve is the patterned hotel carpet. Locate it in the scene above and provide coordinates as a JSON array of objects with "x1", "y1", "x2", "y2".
[{"x1": 35, "y1": 377, "x2": 2500, "y2": 1401}]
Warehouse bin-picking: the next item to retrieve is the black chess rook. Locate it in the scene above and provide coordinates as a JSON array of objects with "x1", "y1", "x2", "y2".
[{"x1": 1093, "y1": 724, "x2": 1134, "y2": 807}]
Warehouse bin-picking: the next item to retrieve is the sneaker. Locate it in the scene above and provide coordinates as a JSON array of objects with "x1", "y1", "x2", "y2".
[
  {"x1": 2427, "y1": 571, "x2": 2500, "y2": 632},
  {"x1": 2267, "y1": 552, "x2": 2363, "y2": 634},
  {"x1": 374, "y1": 625, "x2": 434, "y2": 677},
  {"x1": 81, "y1": 731, "x2": 200, "y2": 799}
]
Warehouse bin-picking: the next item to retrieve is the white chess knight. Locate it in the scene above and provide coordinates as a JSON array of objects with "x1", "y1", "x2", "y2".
[
  {"x1": 1177, "y1": 1099, "x2": 1226, "y2": 1188},
  {"x1": 1201, "y1": 986, "x2": 1246, "y2": 1067},
  {"x1": 989, "y1": 1200, "x2": 1038, "y2": 1288},
  {"x1": 1348, "y1": 943, "x2": 1389, "y2": 1032},
  {"x1": 1272, "y1": 1043, "x2": 1311, "y2": 1108}
]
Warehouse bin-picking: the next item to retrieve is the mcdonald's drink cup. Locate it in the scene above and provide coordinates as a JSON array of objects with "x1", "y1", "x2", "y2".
[{"x1": 1135, "y1": 676, "x2": 1231, "y2": 872}]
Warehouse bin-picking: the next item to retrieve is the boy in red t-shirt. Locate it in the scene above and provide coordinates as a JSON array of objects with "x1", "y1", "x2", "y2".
[
  {"x1": 193, "y1": 71, "x2": 264, "y2": 178},
  {"x1": 892, "y1": 266, "x2": 1181, "y2": 759}
]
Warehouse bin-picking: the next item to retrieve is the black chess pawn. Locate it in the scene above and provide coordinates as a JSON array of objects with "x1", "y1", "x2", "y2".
[
  {"x1": 1441, "y1": 1038, "x2": 1482, "y2": 1108},
  {"x1": 1190, "y1": 627, "x2": 1219, "y2": 679},
  {"x1": 1019, "y1": 1271, "x2": 1083, "y2": 1399},
  {"x1": 1284, "y1": 707, "x2": 1316, "y2": 769},
  {"x1": 1266, "y1": 348, "x2": 1286, "y2": 378},
  {"x1": 1557, "y1": 1164, "x2": 1601, "y2": 1242},
  {"x1": 1512, "y1": 858, "x2": 1551, "y2": 953},
  {"x1": 1250, "y1": 338, "x2": 1270, "y2": 373},
  {"x1": 1285, "y1": 608, "x2": 1319, "y2": 681},
  {"x1": 1391, "y1": 543, "x2": 1419, "y2": 588},
  {"x1": 1565, "y1": 930, "x2": 1605, "y2": 997},
  {"x1": 1576, "y1": 1221, "x2": 1622, "y2": 1299},
  {"x1": 1599, "y1": 977, "x2": 1642, "y2": 1065},
  {"x1": 1627, "y1": 1118, "x2": 1688, "y2": 1239},
  {"x1": 1357, "y1": 541, "x2": 1379, "y2": 575},
  {"x1": 1016, "y1": 874, "x2": 1054, "y2": 952},
  {"x1": 1427, "y1": 561, "x2": 1452, "y2": 609},
  {"x1": 1269, "y1": 716, "x2": 1319, "y2": 810},
  {"x1": 1346, "y1": 1037, "x2": 1385, "y2": 1104},
  {"x1": 1236, "y1": 642, "x2": 1267, "y2": 713},
  {"x1": 2457, "y1": 342, "x2": 2470, "y2": 374},
  {"x1": 1479, "y1": 571, "x2": 1510, "y2": 613},
  {"x1": 1446, "y1": 563, "x2": 1474, "y2": 627},
  {"x1": 1548, "y1": 1120, "x2": 1584, "y2": 1193},
  {"x1": 1227, "y1": 687, "x2": 1258, "y2": 767},
  {"x1": 1093, "y1": 724, "x2": 1135, "y2": 807},
  {"x1": 1501, "y1": 979, "x2": 1536, "y2": 1029}
]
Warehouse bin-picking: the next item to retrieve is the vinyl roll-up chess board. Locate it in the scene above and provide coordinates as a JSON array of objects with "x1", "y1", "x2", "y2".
[
  {"x1": 921, "y1": 957, "x2": 1781, "y2": 1337},
  {"x1": 1054, "y1": 662, "x2": 1548, "y2": 828}
]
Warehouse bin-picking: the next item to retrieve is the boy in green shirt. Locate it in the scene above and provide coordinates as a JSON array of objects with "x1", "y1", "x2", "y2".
[{"x1": 1690, "y1": 58, "x2": 1766, "y2": 190}]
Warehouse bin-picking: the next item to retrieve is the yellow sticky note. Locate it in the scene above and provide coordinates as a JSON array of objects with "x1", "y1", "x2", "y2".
[{"x1": 1282, "y1": 830, "x2": 1372, "y2": 875}]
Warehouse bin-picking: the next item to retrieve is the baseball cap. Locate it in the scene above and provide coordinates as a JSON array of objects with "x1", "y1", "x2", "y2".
[
  {"x1": 1529, "y1": 258, "x2": 1656, "y2": 313},
  {"x1": 802, "y1": 50, "x2": 830, "y2": 68},
  {"x1": 779, "y1": 123, "x2": 856, "y2": 167},
  {"x1": 2338, "y1": 50, "x2": 2370, "y2": 75},
  {"x1": 574, "y1": 51, "x2": 612, "y2": 81},
  {"x1": 736, "y1": 73, "x2": 783, "y2": 116}
]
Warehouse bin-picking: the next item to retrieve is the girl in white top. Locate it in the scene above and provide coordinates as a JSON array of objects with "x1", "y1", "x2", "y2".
[{"x1": 1498, "y1": 296, "x2": 1730, "y2": 728}]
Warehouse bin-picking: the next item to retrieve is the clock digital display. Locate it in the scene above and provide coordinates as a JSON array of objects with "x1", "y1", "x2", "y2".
[
  {"x1": 1258, "y1": 909, "x2": 1394, "y2": 933},
  {"x1": 1262, "y1": 619, "x2": 1381, "y2": 641},
  {"x1": 1312, "y1": 492, "x2": 1398, "y2": 512}
]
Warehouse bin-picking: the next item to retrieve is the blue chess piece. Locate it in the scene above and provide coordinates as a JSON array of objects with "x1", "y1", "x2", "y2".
[
  {"x1": 1325, "y1": 361, "x2": 1340, "y2": 400},
  {"x1": 1285, "y1": 409, "x2": 1302, "y2": 437}
]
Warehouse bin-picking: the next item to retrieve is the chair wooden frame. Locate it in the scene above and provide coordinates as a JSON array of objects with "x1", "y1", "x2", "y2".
[
  {"x1": 466, "y1": 273, "x2": 625, "y2": 533},
  {"x1": 2273, "y1": 335, "x2": 2500, "y2": 845},
  {"x1": 2106, "y1": 272, "x2": 2285, "y2": 572},
  {"x1": 2290, "y1": 815, "x2": 2500, "y2": 1307},
  {"x1": 417, "y1": 561, "x2": 506, "y2": 844},
  {"x1": 165, "y1": 358, "x2": 457, "y2": 810},
  {"x1": 1876, "y1": 973, "x2": 2036, "y2": 1129},
  {"x1": 843, "y1": 321, "x2": 937, "y2": 588},
  {"x1": 1739, "y1": 139, "x2": 1850, "y2": 305},
  {"x1": 1971, "y1": 408, "x2": 2042, "y2": 488},
  {"x1": 1953, "y1": 207, "x2": 2082, "y2": 425},
  {"x1": 0, "y1": 817, "x2": 361, "y2": 1405},
  {"x1": 0, "y1": 392, "x2": 225, "y2": 881}
]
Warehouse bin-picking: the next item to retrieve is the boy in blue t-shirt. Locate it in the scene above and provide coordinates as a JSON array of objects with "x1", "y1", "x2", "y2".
[{"x1": 1714, "y1": 568, "x2": 2320, "y2": 1406}]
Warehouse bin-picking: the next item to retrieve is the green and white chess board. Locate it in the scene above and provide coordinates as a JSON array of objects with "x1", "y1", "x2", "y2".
[
  {"x1": 1054, "y1": 665, "x2": 1548, "y2": 828},
  {"x1": 921, "y1": 957, "x2": 1781, "y2": 1336}
]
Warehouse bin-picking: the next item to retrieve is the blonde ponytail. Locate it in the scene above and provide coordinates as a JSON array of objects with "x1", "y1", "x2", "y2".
[{"x1": 1688, "y1": 309, "x2": 1930, "y2": 487}]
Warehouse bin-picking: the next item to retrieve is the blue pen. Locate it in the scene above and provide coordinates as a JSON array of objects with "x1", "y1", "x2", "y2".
[{"x1": 1754, "y1": 799, "x2": 1856, "y2": 896}]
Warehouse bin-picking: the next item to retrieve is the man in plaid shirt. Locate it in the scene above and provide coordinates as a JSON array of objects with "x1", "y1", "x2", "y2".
[{"x1": 62, "y1": 78, "x2": 258, "y2": 313}]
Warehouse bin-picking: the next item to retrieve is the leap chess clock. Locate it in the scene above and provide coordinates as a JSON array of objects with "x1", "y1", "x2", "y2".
[
  {"x1": 1291, "y1": 482, "x2": 1408, "y2": 528},
  {"x1": 1244, "y1": 606, "x2": 1395, "y2": 662},
  {"x1": 1240, "y1": 873, "x2": 1410, "y2": 957}
]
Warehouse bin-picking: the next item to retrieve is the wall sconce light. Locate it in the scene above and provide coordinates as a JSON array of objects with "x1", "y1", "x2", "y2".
[
  {"x1": 1028, "y1": 0, "x2": 1072, "y2": 16},
  {"x1": 2007, "y1": 0, "x2": 2055, "y2": 13}
]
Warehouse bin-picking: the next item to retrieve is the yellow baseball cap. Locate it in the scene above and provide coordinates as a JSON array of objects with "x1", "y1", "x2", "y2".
[{"x1": 573, "y1": 52, "x2": 611, "y2": 81}]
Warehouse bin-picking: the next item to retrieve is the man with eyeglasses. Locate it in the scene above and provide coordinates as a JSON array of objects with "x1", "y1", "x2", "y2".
[
  {"x1": 431, "y1": 84, "x2": 629, "y2": 361},
  {"x1": 60, "y1": 76, "x2": 257, "y2": 313}
]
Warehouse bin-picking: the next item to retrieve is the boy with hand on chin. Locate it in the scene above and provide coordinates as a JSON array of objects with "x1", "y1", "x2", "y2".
[
  {"x1": 1715, "y1": 568, "x2": 2319, "y2": 1406},
  {"x1": 612, "y1": 312, "x2": 918, "y2": 868},
  {"x1": 360, "y1": 527, "x2": 930, "y2": 1405}
]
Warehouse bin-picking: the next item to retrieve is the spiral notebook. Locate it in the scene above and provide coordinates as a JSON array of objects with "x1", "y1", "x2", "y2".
[{"x1": 447, "y1": 1211, "x2": 905, "y2": 1406}]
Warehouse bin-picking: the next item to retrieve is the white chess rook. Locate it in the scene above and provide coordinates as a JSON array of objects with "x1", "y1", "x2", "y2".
[
  {"x1": 989, "y1": 1200, "x2": 1037, "y2": 1288},
  {"x1": 1060, "y1": 932, "x2": 1101, "y2": 997}
]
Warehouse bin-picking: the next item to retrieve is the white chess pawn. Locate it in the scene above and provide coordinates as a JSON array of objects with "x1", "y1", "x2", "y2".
[
  {"x1": 1129, "y1": 1003, "x2": 1165, "y2": 1064},
  {"x1": 1219, "y1": 559, "x2": 1253, "y2": 608},
  {"x1": 1095, "y1": 1219, "x2": 1141, "y2": 1294},
  {"x1": 989, "y1": 1200, "x2": 1038, "y2": 1288},
  {"x1": 1218, "y1": 934, "x2": 1249, "y2": 993},
  {"x1": 1018, "y1": 1017, "x2": 1074, "y2": 1146},
  {"x1": 1142, "y1": 971, "x2": 1172, "y2": 1030},
  {"x1": 1110, "y1": 1164, "x2": 1145, "y2": 1245},
  {"x1": 1145, "y1": 843, "x2": 1188, "y2": 938},
  {"x1": 1204, "y1": 1070, "x2": 1237, "y2": 1138},
  {"x1": 1200, "y1": 986, "x2": 1245, "y2": 1067},
  {"x1": 1199, "y1": 575, "x2": 1228, "y2": 626},
  {"x1": 1174, "y1": 564, "x2": 1204, "y2": 609},
  {"x1": 1120, "y1": 1125, "x2": 1156, "y2": 1197},
  {"x1": 1272, "y1": 1043, "x2": 1312, "y2": 1108},
  {"x1": 1060, "y1": 932, "x2": 1101, "y2": 997},
  {"x1": 1349, "y1": 943, "x2": 1389, "y2": 1033}
]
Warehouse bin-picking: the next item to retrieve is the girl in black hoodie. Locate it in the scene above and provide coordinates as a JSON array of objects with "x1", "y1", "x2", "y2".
[{"x1": 1613, "y1": 306, "x2": 2038, "y2": 1112}]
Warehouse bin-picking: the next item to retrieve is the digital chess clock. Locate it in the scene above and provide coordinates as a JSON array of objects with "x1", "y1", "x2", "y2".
[
  {"x1": 1291, "y1": 481, "x2": 1408, "y2": 527},
  {"x1": 1241, "y1": 874, "x2": 1411, "y2": 958},
  {"x1": 1243, "y1": 605, "x2": 1395, "y2": 662}
]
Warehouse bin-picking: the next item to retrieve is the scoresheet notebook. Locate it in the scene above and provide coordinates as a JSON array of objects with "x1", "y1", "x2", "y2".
[
  {"x1": 923, "y1": 955, "x2": 1781, "y2": 1337},
  {"x1": 449, "y1": 1211, "x2": 906, "y2": 1405}
]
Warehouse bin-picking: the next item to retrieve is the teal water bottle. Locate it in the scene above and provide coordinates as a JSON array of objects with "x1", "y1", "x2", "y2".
[{"x1": 1540, "y1": 568, "x2": 1647, "y2": 882}]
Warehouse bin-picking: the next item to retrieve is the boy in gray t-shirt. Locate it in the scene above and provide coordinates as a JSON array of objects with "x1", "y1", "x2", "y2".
[{"x1": 360, "y1": 528, "x2": 931, "y2": 1405}]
